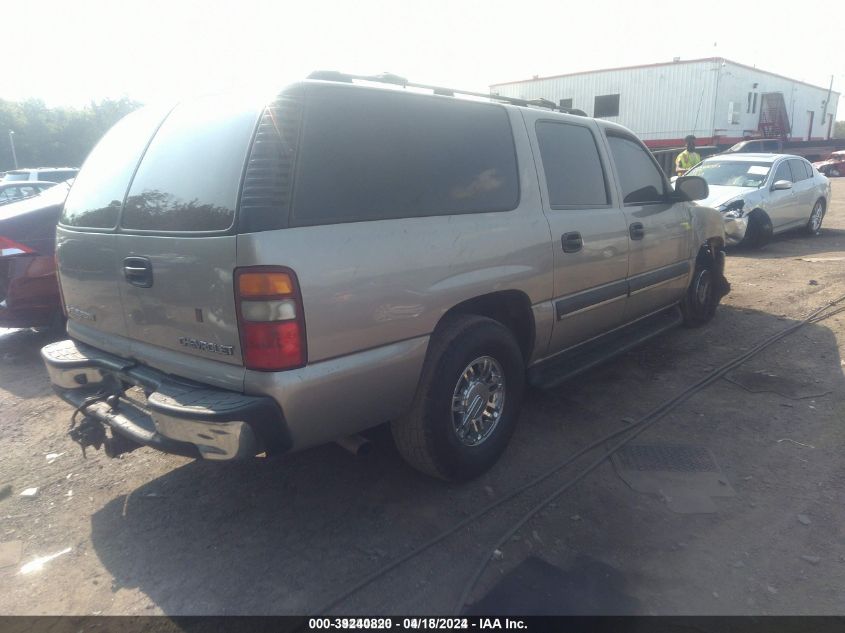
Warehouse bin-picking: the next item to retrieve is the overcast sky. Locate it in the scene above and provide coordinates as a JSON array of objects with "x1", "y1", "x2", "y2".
[{"x1": 4, "y1": 0, "x2": 844, "y2": 118}]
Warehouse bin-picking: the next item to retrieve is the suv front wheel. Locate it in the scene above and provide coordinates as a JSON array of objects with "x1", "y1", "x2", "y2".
[
  {"x1": 681, "y1": 244, "x2": 724, "y2": 327},
  {"x1": 391, "y1": 315, "x2": 525, "y2": 481}
]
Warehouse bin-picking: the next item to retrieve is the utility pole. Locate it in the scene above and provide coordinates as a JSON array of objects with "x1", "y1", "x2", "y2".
[
  {"x1": 822, "y1": 75, "x2": 833, "y2": 138},
  {"x1": 710, "y1": 59, "x2": 723, "y2": 145},
  {"x1": 8, "y1": 130, "x2": 18, "y2": 169}
]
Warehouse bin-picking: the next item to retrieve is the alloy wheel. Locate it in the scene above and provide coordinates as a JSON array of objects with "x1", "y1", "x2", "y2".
[
  {"x1": 451, "y1": 356, "x2": 506, "y2": 447},
  {"x1": 809, "y1": 202, "x2": 824, "y2": 232}
]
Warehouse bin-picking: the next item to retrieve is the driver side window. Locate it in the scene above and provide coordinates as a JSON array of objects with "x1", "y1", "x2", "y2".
[
  {"x1": 773, "y1": 162, "x2": 793, "y2": 184},
  {"x1": 606, "y1": 133, "x2": 667, "y2": 204}
]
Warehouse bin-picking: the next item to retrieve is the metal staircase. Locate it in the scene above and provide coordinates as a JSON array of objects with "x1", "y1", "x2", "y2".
[{"x1": 758, "y1": 92, "x2": 791, "y2": 140}]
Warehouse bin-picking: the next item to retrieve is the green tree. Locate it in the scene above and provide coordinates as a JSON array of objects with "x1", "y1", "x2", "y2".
[
  {"x1": 834, "y1": 120, "x2": 845, "y2": 139},
  {"x1": 0, "y1": 97, "x2": 142, "y2": 172}
]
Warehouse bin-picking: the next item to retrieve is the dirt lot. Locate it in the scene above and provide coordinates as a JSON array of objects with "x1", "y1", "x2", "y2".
[{"x1": 1, "y1": 181, "x2": 844, "y2": 616}]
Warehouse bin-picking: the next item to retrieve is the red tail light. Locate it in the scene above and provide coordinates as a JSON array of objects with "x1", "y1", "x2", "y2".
[
  {"x1": 235, "y1": 267, "x2": 307, "y2": 371},
  {"x1": 0, "y1": 236, "x2": 35, "y2": 257}
]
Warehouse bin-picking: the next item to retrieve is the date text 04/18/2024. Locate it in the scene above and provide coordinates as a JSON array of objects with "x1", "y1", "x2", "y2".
[{"x1": 307, "y1": 618, "x2": 527, "y2": 630}]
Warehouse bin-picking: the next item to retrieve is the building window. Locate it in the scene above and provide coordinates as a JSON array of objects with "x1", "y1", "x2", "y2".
[
  {"x1": 752, "y1": 93, "x2": 757, "y2": 114},
  {"x1": 728, "y1": 101, "x2": 740, "y2": 125},
  {"x1": 594, "y1": 94, "x2": 620, "y2": 118},
  {"x1": 559, "y1": 98, "x2": 573, "y2": 110}
]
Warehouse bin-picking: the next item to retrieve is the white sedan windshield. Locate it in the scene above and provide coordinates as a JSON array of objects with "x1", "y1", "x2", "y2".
[{"x1": 687, "y1": 161, "x2": 771, "y2": 188}]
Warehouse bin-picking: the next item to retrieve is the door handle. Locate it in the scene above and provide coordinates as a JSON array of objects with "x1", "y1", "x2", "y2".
[
  {"x1": 123, "y1": 256, "x2": 153, "y2": 288},
  {"x1": 629, "y1": 222, "x2": 645, "y2": 240},
  {"x1": 561, "y1": 231, "x2": 583, "y2": 253}
]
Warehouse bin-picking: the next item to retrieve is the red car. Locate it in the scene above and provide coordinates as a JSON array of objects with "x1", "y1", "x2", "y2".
[
  {"x1": 0, "y1": 181, "x2": 71, "y2": 329},
  {"x1": 813, "y1": 150, "x2": 845, "y2": 177}
]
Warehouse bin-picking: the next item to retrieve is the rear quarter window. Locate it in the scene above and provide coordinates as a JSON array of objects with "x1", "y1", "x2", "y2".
[
  {"x1": 290, "y1": 86, "x2": 519, "y2": 226},
  {"x1": 120, "y1": 96, "x2": 260, "y2": 232}
]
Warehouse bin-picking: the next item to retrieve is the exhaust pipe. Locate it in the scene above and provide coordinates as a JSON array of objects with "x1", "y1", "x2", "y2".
[{"x1": 335, "y1": 434, "x2": 372, "y2": 457}]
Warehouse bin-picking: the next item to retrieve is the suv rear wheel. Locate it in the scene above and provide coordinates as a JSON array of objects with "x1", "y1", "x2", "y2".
[{"x1": 391, "y1": 315, "x2": 525, "y2": 481}]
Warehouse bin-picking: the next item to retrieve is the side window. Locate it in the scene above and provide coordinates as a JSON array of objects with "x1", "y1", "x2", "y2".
[
  {"x1": 804, "y1": 161, "x2": 814, "y2": 179},
  {"x1": 291, "y1": 88, "x2": 519, "y2": 226},
  {"x1": 535, "y1": 121, "x2": 608, "y2": 208},
  {"x1": 789, "y1": 159, "x2": 811, "y2": 181},
  {"x1": 606, "y1": 133, "x2": 667, "y2": 205},
  {"x1": 773, "y1": 161, "x2": 793, "y2": 183}
]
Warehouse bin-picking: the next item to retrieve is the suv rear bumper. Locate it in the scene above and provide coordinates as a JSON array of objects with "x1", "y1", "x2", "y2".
[{"x1": 41, "y1": 339, "x2": 291, "y2": 460}]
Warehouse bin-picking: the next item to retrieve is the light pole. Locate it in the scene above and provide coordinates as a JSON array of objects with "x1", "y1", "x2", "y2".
[{"x1": 8, "y1": 130, "x2": 18, "y2": 169}]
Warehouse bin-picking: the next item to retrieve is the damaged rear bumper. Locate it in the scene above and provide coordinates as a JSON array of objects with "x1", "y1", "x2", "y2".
[{"x1": 41, "y1": 339, "x2": 291, "y2": 460}]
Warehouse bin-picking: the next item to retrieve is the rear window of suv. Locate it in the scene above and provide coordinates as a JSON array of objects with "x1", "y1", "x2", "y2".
[
  {"x1": 62, "y1": 106, "x2": 170, "y2": 228},
  {"x1": 290, "y1": 86, "x2": 520, "y2": 226},
  {"x1": 120, "y1": 95, "x2": 260, "y2": 233}
]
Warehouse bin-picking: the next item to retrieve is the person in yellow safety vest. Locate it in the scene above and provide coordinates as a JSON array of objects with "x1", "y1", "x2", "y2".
[{"x1": 675, "y1": 135, "x2": 702, "y2": 176}]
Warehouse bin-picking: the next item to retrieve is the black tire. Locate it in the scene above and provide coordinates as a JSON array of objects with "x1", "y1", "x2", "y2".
[
  {"x1": 680, "y1": 246, "x2": 721, "y2": 327},
  {"x1": 741, "y1": 210, "x2": 772, "y2": 249},
  {"x1": 391, "y1": 315, "x2": 525, "y2": 481},
  {"x1": 805, "y1": 199, "x2": 826, "y2": 236},
  {"x1": 830, "y1": 168, "x2": 841, "y2": 177}
]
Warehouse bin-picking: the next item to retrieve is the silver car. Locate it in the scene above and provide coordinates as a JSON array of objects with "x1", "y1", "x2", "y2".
[
  {"x1": 40, "y1": 74, "x2": 728, "y2": 481},
  {"x1": 686, "y1": 153, "x2": 830, "y2": 248}
]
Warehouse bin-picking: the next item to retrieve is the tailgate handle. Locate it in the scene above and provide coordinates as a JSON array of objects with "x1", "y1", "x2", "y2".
[{"x1": 123, "y1": 257, "x2": 153, "y2": 288}]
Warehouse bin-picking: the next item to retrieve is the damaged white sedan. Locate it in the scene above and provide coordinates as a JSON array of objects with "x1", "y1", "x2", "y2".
[{"x1": 685, "y1": 153, "x2": 830, "y2": 248}]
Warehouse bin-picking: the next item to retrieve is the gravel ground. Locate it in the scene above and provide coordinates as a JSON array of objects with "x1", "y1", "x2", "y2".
[{"x1": 1, "y1": 180, "x2": 844, "y2": 615}]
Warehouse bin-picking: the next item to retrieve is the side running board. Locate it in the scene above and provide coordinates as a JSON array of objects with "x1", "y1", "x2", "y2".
[{"x1": 528, "y1": 306, "x2": 683, "y2": 390}]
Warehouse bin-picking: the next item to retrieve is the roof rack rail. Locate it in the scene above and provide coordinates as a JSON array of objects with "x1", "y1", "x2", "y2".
[{"x1": 306, "y1": 70, "x2": 586, "y2": 115}]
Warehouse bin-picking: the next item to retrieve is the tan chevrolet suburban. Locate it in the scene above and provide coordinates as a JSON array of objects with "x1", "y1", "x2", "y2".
[{"x1": 41, "y1": 73, "x2": 729, "y2": 481}]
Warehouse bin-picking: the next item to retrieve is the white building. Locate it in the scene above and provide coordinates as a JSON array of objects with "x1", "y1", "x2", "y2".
[{"x1": 491, "y1": 58, "x2": 839, "y2": 148}]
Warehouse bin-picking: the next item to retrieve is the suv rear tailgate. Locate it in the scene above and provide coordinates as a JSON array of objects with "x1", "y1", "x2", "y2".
[{"x1": 59, "y1": 96, "x2": 261, "y2": 387}]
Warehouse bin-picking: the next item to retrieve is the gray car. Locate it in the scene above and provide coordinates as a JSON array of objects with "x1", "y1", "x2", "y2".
[
  {"x1": 686, "y1": 153, "x2": 830, "y2": 248},
  {"x1": 41, "y1": 74, "x2": 729, "y2": 480}
]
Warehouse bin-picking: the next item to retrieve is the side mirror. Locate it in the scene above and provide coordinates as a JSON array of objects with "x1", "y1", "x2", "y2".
[
  {"x1": 772, "y1": 180, "x2": 792, "y2": 191},
  {"x1": 674, "y1": 176, "x2": 709, "y2": 201}
]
